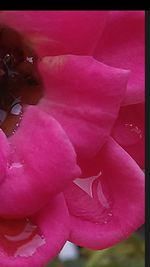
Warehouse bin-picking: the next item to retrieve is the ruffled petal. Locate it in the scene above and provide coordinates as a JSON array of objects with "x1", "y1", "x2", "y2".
[
  {"x1": 38, "y1": 55, "x2": 129, "y2": 159},
  {"x1": 0, "y1": 106, "x2": 80, "y2": 217},
  {"x1": 112, "y1": 103, "x2": 145, "y2": 168},
  {"x1": 0, "y1": 11, "x2": 108, "y2": 55},
  {"x1": 94, "y1": 11, "x2": 145, "y2": 105},
  {"x1": 0, "y1": 194, "x2": 70, "y2": 267},
  {"x1": 63, "y1": 138, "x2": 144, "y2": 249}
]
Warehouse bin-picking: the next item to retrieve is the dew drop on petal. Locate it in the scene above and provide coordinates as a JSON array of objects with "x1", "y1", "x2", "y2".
[
  {"x1": 9, "y1": 162, "x2": 23, "y2": 170},
  {"x1": 0, "y1": 217, "x2": 45, "y2": 257},
  {"x1": 73, "y1": 172, "x2": 102, "y2": 198},
  {"x1": 124, "y1": 123, "x2": 143, "y2": 140},
  {"x1": 73, "y1": 172, "x2": 113, "y2": 225},
  {"x1": 113, "y1": 122, "x2": 143, "y2": 146},
  {"x1": 10, "y1": 103, "x2": 22, "y2": 116},
  {"x1": 26, "y1": 57, "x2": 34, "y2": 64},
  {"x1": 97, "y1": 181, "x2": 110, "y2": 209},
  {"x1": 0, "y1": 26, "x2": 43, "y2": 136}
]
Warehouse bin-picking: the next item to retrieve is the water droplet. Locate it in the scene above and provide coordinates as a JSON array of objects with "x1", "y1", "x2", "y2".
[
  {"x1": 4, "y1": 220, "x2": 36, "y2": 241},
  {"x1": 97, "y1": 181, "x2": 110, "y2": 208},
  {"x1": 0, "y1": 26, "x2": 43, "y2": 136},
  {"x1": 113, "y1": 122, "x2": 143, "y2": 146},
  {"x1": 125, "y1": 123, "x2": 142, "y2": 135},
  {"x1": 9, "y1": 162, "x2": 23, "y2": 170},
  {"x1": 0, "y1": 217, "x2": 45, "y2": 257},
  {"x1": 14, "y1": 234, "x2": 45, "y2": 257},
  {"x1": 73, "y1": 172, "x2": 113, "y2": 225},
  {"x1": 102, "y1": 211, "x2": 113, "y2": 225},
  {"x1": 11, "y1": 103, "x2": 22, "y2": 116},
  {"x1": 73, "y1": 172, "x2": 102, "y2": 198},
  {"x1": 26, "y1": 57, "x2": 34, "y2": 64}
]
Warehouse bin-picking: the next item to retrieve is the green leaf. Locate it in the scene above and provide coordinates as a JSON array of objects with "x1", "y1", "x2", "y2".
[{"x1": 46, "y1": 233, "x2": 144, "y2": 267}]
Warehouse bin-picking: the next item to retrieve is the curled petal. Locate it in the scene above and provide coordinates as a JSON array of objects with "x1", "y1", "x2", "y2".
[
  {"x1": 64, "y1": 138, "x2": 144, "y2": 249},
  {"x1": 0, "y1": 11, "x2": 108, "y2": 55},
  {"x1": 38, "y1": 55, "x2": 129, "y2": 159},
  {"x1": 0, "y1": 106, "x2": 80, "y2": 217},
  {"x1": 94, "y1": 11, "x2": 145, "y2": 105},
  {"x1": 0, "y1": 194, "x2": 70, "y2": 267}
]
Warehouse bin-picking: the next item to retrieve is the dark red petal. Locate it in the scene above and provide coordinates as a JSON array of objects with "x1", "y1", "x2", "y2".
[{"x1": 112, "y1": 103, "x2": 145, "y2": 168}]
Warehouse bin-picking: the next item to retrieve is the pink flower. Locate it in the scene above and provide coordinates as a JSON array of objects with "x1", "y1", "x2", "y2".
[{"x1": 0, "y1": 11, "x2": 144, "y2": 267}]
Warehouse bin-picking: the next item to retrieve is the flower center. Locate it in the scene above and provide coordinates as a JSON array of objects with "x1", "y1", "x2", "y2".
[{"x1": 0, "y1": 26, "x2": 43, "y2": 136}]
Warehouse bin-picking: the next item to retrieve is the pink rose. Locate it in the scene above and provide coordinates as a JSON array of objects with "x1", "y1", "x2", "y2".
[{"x1": 0, "y1": 11, "x2": 144, "y2": 267}]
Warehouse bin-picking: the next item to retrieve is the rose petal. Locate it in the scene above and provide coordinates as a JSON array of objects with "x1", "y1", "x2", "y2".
[
  {"x1": 0, "y1": 106, "x2": 80, "y2": 217},
  {"x1": 0, "y1": 194, "x2": 70, "y2": 267},
  {"x1": 94, "y1": 11, "x2": 145, "y2": 105},
  {"x1": 0, "y1": 11, "x2": 108, "y2": 55},
  {"x1": 63, "y1": 138, "x2": 144, "y2": 249},
  {"x1": 112, "y1": 103, "x2": 145, "y2": 168},
  {"x1": 38, "y1": 55, "x2": 129, "y2": 159}
]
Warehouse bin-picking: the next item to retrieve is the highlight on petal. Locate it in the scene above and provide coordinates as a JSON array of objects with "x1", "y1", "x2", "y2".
[
  {"x1": 0, "y1": 11, "x2": 109, "y2": 55},
  {"x1": 0, "y1": 194, "x2": 70, "y2": 267},
  {"x1": 112, "y1": 103, "x2": 145, "y2": 168},
  {"x1": 94, "y1": 11, "x2": 145, "y2": 105},
  {"x1": 0, "y1": 106, "x2": 80, "y2": 218},
  {"x1": 63, "y1": 138, "x2": 144, "y2": 249},
  {"x1": 38, "y1": 55, "x2": 129, "y2": 159}
]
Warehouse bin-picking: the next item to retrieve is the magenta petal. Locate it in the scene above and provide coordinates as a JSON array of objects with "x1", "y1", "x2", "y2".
[
  {"x1": 0, "y1": 11, "x2": 108, "y2": 55},
  {"x1": 0, "y1": 106, "x2": 80, "y2": 217},
  {"x1": 0, "y1": 194, "x2": 70, "y2": 267},
  {"x1": 0, "y1": 130, "x2": 9, "y2": 184},
  {"x1": 112, "y1": 103, "x2": 145, "y2": 168},
  {"x1": 64, "y1": 138, "x2": 144, "y2": 249},
  {"x1": 38, "y1": 55, "x2": 129, "y2": 159},
  {"x1": 94, "y1": 11, "x2": 145, "y2": 105}
]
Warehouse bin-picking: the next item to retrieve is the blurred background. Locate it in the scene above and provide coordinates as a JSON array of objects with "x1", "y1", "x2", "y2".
[{"x1": 46, "y1": 225, "x2": 145, "y2": 267}]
